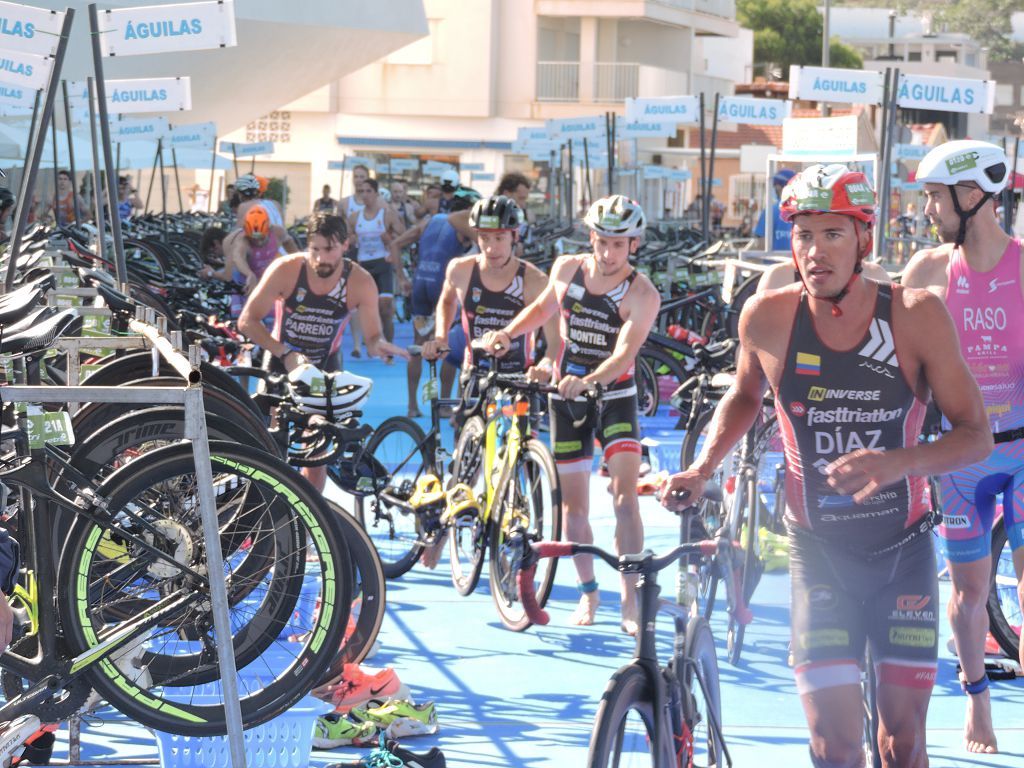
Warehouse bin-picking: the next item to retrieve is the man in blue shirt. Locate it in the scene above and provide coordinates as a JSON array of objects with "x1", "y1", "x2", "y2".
[{"x1": 754, "y1": 168, "x2": 796, "y2": 251}]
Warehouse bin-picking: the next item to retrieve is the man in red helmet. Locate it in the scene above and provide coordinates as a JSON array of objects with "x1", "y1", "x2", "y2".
[{"x1": 661, "y1": 164, "x2": 992, "y2": 767}]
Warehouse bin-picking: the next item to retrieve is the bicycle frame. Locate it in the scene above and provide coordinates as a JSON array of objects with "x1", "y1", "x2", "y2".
[{"x1": 0, "y1": 440, "x2": 208, "y2": 724}]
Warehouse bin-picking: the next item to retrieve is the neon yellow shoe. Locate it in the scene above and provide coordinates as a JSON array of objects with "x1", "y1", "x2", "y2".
[
  {"x1": 349, "y1": 698, "x2": 439, "y2": 738},
  {"x1": 312, "y1": 713, "x2": 379, "y2": 749},
  {"x1": 440, "y1": 483, "x2": 481, "y2": 527}
]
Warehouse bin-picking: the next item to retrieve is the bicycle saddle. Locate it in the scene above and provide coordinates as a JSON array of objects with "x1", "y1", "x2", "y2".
[
  {"x1": 94, "y1": 283, "x2": 136, "y2": 316},
  {"x1": 0, "y1": 284, "x2": 46, "y2": 326},
  {"x1": 2, "y1": 305, "x2": 60, "y2": 337},
  {"x1": 0, "y1": 307, "x2": 82, "y2": 356}
]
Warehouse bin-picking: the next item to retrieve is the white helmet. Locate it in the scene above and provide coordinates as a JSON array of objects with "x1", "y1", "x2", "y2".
[
  {"x1": 287, "y1": 363, "x2": 372, "y2": 419},
  {"x1": 916, "y1": 140, "x2": 1009, "y2": 246},
  {"x1": 916, "y1": 140, "x2": 1009, "y2": 194},
  {"x1": 584, "y1": 195, "x2": 646, "y2": 237},
  {"x1": 439, "y1": 169, "x2": 460, "y2": 190}
]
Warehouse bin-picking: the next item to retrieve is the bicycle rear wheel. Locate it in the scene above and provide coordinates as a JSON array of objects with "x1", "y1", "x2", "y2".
[
  {"x1": 986, "y1": 515, "x2": 1022, "y2": 660},
  {"x1": 361, "y1": 416, "x2": 429, "y2": 578},
  {"x1": 679, "y1": 616, "x2": 723, "y2": 767},
  {"x1": 449, "y1": 416, "x2": 487, "y2": 596},
  {"x1": 58, "y1": 442, "x2": 351, "y2": 736},
  {"x1": 587, "y1": 664, "x2": 667, "y2": 767},
  {"x1": 489, "y1": 439, "x2": 561, "y2": 632}
]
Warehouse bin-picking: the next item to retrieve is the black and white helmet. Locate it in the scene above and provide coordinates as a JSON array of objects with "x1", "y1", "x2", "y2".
[
  {"x1": 235, "y1": 174, "x2": 261, "y2": 198},
  {"x1": 584, "y1": 195, "x2": 646, "y2": 237},
  {"x1": 469, "y1": 195, "x2": 522, "y2": 231},
  {"x1": 287, "y1": 363, "x2": 372, "y2": 419}
]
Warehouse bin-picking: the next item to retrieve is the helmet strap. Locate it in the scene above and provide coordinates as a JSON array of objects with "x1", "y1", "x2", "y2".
[
  {"x1": 791, "y1": 234, "x2": 867, "y2": 318},
  {"x1": 948, "y1": 185, "x2": 993, "y2": 247}
]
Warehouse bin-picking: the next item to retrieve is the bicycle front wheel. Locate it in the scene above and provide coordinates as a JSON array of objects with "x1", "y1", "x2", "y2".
[
  {"x1": 449, "y1": 416, "x2": 487, "y2": 596},
  {"x1": 987, "y1": 515, "x2": 1022, "y2": 660},
  {"x1": 489, "y1": 438, "x2": 561, "y2": 632},
  {"x1": 681, "y1": 617, "x2": 724, "y2": 768},
  {"x1": 587, "y1": 664, "x2": 667, "y2": 767},
  {"x1": 58, "y1": 442, "x2": 351, "y2": 736},
  {"x1": 362, "y1": 416, "x2": 430, "y2": 578}
]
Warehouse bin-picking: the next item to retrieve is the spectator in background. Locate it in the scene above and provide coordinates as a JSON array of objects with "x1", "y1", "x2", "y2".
[
  {"x1": 416, "y1": 183, "x2": 442, "y2": 220},
  {"x1": 313, "y1": 184, "x2": 337, "y2": 216},
  {"x1": 754, "y1": 169, "x2": 796, "y2": 251},
  {"x1": 340, "y1": 164, "x2": 370, "y2": 218},
  {"x1": 197, "y1": 226, "x2": 228, "y2": 276},
  {"x1": 219, "y1": 183, "x2": 236, "y2": 217},
  {"x1": 117, "y1": 176, "x2": 143, "y2": 222},
  {"x1": 0, "y1": 189, "x2": 15, "y2": 243},
  {"x1": 438, "y1": 169, "x2": 460, "y2": 213},
  {"x1": 48, "y1": 170, "x2": 87, "y2": 226},
  {"x1": 390, "y1": 180, "x2": 417, "y2": 228}
]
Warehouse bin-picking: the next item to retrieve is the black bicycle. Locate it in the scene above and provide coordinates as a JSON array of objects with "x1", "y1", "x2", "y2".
[{"x1": 516, "y1": 491, "x2": 747, "y2": 767}]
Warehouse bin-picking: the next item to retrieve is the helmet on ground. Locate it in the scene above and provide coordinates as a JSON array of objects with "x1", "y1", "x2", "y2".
[
  {"x1": 235, "y1": 174, "x2": 261, "y2": 197},
  {"x1": 772, "y1": 168, "x2": 796, "y2": 189},
  {"x1": 439, "y1": 169, "x2": 460, "y2": 190},
  {"x1": 469, "y1": 195, "x2": 522, "y2": 231},
  {"x1": 449, "y1": 187, "x2": 482, "y2": 212},
  {"x1": 287, "y1": 364, "x2": 373, "y2": 420},
  {"x1": 584, "y1": 195, "x2": 646, "y2": 237},
  {"x1": 916, "y1": 140, "x2": 1008, "y2": 194},
  {"x1": 779, "y1": 164, "x2": 876, "y2": 225},
  {"x1": 243, "y1": 206, "x2": 271, "y2": 240}
]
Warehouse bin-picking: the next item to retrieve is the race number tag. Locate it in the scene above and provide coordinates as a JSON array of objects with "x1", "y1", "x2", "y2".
[{"x1": 22, "y1": 405, "x2": 75, "y2": 449}]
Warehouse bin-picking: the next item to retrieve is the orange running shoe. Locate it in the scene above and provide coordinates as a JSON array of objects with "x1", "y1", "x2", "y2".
[{"x1": 327, "y1": 664, "x2": 410, "y2": 713}]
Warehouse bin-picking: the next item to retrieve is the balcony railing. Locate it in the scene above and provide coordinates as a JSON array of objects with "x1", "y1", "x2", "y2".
[
  {"x1": 594, "y1": 62, "x2": 639, "y2": 102},
  {"x1": 537, "y1": 61, "x2": 640, "y2": 102},
  {"x1": 536, "y1": 61, "x2": 580, "y2": 102}
]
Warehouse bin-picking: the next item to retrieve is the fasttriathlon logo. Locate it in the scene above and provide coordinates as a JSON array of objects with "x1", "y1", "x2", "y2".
[{"x1": 806, "y1": 406, "x2": 903, "y2": 424}]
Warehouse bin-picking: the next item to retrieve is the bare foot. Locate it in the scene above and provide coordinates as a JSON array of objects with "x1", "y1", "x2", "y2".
[
  {"x1": 569, "y1": 591, "x2": 600, "y2": 626},
  {"x1": 621, "y1": 599, "x2": 639, "y2": 636},
  {"x1": 419, "y1": 538, "x2": 444, "y2": 570},
  {"x1": 964, "y1": 689, "x2": 998, "y2": 753}
]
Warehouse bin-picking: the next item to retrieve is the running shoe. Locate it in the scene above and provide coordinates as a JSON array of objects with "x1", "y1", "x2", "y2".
[
  {"x1": 325, "y1": 733, "x2": 446, "y2": 768},
  {"x1": 350, "y1": 698, "x2": 439, "y2": 738},
  {"x1": 313, "y1": 713, "x2": 379, "y2": 749},
  {"x1": 326, "y1": 664, "x2": 410, "y2": 713}
]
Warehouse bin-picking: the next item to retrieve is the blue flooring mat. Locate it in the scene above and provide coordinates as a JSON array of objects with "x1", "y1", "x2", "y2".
[{"x1": 32, "y1": 325, "x2": 1024, "y2": 766}]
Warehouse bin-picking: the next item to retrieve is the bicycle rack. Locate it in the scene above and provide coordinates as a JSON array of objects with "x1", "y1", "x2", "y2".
[{"x1": 1, "y1": 316, "x2": 248, "y2": 766}]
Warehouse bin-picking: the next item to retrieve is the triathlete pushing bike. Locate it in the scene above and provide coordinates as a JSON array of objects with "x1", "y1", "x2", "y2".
[
  {"x1": 662, "y1": 164, "x2": 991, "y2": 768},
  {"x1": 485, "y1": 195, "x2": 661, "y2": 636}
]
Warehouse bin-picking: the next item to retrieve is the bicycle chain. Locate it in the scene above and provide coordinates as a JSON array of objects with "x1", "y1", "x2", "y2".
[{"x1": 1, "y1": 635, "x2": 94, "y2": 722}]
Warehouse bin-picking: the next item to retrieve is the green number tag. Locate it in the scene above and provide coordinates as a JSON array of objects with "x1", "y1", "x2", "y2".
[
  {"x1": 24, "y1": 406, "x2": 75, "y2": 449},
  {"x1": 58, "y1": 272, "x2": 79, "y2": 289},
  {"x1": 82, "y1": 315, "x2": 111, "y2": 336}
]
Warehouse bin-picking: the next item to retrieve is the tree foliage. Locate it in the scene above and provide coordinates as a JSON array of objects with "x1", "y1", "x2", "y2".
[
  {"x1": 738, "y1": 0, "x2": 863, "y2": 79},
  {"x1": 834, "y1": 0, "x2": 1020, "y2": 62}
]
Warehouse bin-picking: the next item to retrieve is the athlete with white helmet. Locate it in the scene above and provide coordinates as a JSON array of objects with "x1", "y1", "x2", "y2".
[
  {"x1": 903, "y1": 140, "x2": 1023, "y2": 754},
  {"x1": 662, "y1": 164, "x2": 991, "y2": 767},
  {"x1": 484, "y1": 195, "x2": 662, "y2": 635}
]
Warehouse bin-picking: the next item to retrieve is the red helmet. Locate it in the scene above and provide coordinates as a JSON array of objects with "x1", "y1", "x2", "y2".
[
  {"x1": 779, "y1": 164, "x2": 876, "y2": 225},
  {"x1": 244, "y1": 206, "x2": 270, "y2": 240}
]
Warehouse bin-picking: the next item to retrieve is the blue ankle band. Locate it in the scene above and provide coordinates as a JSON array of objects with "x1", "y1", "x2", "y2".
[
  {"x1": 578, "y1": 579, "x2": 599, "y2": 594},
  {"x1": 963, "y1": 674, "x2": 989, "y2": 695}
]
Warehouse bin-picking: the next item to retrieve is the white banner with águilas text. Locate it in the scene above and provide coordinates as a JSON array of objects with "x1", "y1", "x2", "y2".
[
  {"x1": 896, "y1": 73, "x2": 995, "y2": 114},
  {"x1": 717, "y1": 96, "x2": 791, "y2": 126},
  {"x1": 0, "y1": 1, "x2": 65, "y2": 56},
  {"x1": 545, "y1": 115, "x2": 606, "y2": 141},
  {"x1": 788, "y1": 65, "x2": 883, "y2": 105},
  {"x1": 0, "y1": 80, "x2": 33, "y2": 107},
  {"x1": 167, "y1": 121, "x2": 216, "y2": 148},
  {"x1": 110, "y1": 116, "x2": 169, "y2": 142},
  {"x1": 107, "y1": 77, "x2": 191, "y2": 113},
  {"x1": 223, "y1": 140, "x2": 273, "y2": 157},
  {"x1": 0, "y1": 46, "x2": 51, "y2": 90},
  {"x1": 625, "y1": 96, "x2": 699, "y2": 124},
  {"x1": 99, "y1": 1, "x2": 237, "y2": 57}
]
